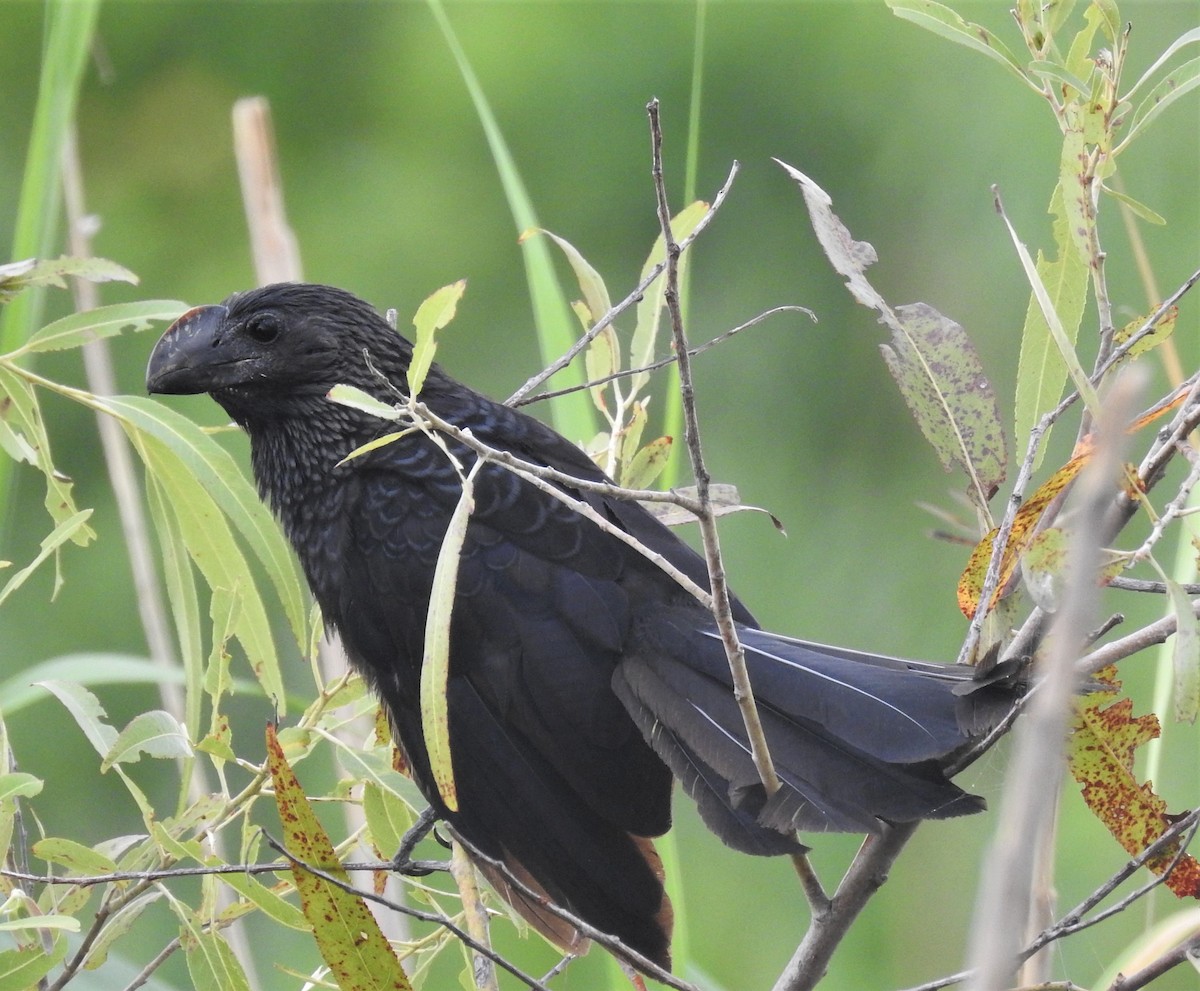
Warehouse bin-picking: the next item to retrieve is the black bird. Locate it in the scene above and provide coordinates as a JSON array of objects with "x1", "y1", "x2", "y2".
[{"x1": 146, "y1": 283, "x2": 1009, "y2": 970}]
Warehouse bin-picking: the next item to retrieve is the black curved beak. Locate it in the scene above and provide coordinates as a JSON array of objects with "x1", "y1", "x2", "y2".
[{"x1": 146, "y1": 304, "x2": 231, "y2": 395}]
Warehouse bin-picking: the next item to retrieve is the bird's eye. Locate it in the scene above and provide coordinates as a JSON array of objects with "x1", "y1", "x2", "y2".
[{"x1": 244, "y1": 314, "x2": 281, "y2": 344}]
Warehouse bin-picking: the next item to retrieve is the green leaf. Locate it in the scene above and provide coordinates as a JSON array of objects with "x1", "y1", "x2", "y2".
[
  {"x1": 81, "y1": 890, "x2": 163, "y2": 970},
  {"x1": 218, "y1": 871, "x2": 309, "y2": 931},
  {"x1": 15, "y1": 299, "x2": 187, "y2": 354},
  {"x1": 35, "y1": 679, "x2": 117, "y2": 757},
  {"x1": 180, "y1": 925, "x2": 253, "y2": 991},
  {"x1": 1013, "y1": 181, "x2": 1090, "y2": 467},
  {"x1": 585, "y1": 325, "x2": 620, "y2": 414},
  {"x1": 327, "y1": 383, "x2": 401, "y2": 420},
  {"x1": 887, "y1": 0, "x2": 1030, "y2": 88},
  {"x1": 101, "y1": 394, "x2": 308, "y2": 651},
  {"x1": 408, "y1": 279, "x2": 467, "y2": 397},
  {"x1": 0, "y1": 365, "x2": 95, "y2": 544},
  {"x1": 0, "y1": 256, "x2": 138, "y2": 306},
  {"x1": 1167, "y1": 579, "x2": 1200, "y2": 724},
  {"x1": 129, "y1": 428, "x2": 286, "y2": 708},
  {"x1": 1101, "y1": 186, "x2": 1166, "y2": 226},
  {"x1": 32, "y1": 836, "x2": 116, "y2": 876},
  {"x1": 0, "y1": 937, "x2": 68, "y2": 991},
  {"x1": 529, "y1": 229, "x2": 613, "y2": 325},
  {"x1": 631, "y1": 200, "x2": 708, "y2": 399},
  {"x1": 0, "y1": 653, "x2": 198, "y2": 716},
  {"x1": 0, "y1": 915, "x2": 79, "y2": 934},
  {"x1": 421, "y1": 460, "x2": 483, "y2": 812},
  {"x1": 0, "y1": 509, "x2": 92, "y2": 606},
  {"x1": 994, "y1": 180, "x2": 1100, "y2": 420},
  {"x1": 623, "y1": 435, "x2": 673, "y2": 490},
  {"x1": 363, "y1": 781, "x2": 415, "y2": 858},
  {"x1": 1120, "y1": 55, "x2": 1200, "y2": 152},
  {"x1": 0, "y1": 773, "x2": 41, "y2": 803},
  {"x1": 265, "y1": 723, "x2": 412, "y2": 990},
  {"x1": 101, "y1": 710, "x2": 193, "y2": 771},
  {"x1": 145, "y1": 467, "x2": 205, "y2": 736}
]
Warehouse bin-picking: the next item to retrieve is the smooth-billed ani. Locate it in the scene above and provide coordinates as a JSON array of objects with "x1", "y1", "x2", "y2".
[{"x1": 146, "y1": 283, "x2": 1010, "y2": 969}]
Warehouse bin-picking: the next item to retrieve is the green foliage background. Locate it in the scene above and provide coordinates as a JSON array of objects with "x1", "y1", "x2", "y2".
[{"x1": 1, "y1": 2, "x2": 1198, "y2": 989}]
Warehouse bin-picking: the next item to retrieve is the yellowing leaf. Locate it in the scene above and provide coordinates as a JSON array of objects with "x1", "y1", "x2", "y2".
[
  {"x1": 265, "y1": 723, "x2": 412, "y2": 990},
  {"x1": 408, "y1": 279, "x2": 467, "y2": 398},
  {"x1": 528, "y1": 229, "x2": 612, "y2": 324},
  {"x1": 623, "y1": 435, "x2": 672, "y2": 490},
  {"x1": 420, "y1": 460, "x2": 481, "y2": 812},
  {"x1": 1069, "y1": 669, "x2": 1200, "y2": 897}
]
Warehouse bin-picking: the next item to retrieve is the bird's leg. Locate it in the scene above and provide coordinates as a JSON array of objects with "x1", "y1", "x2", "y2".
[{"x1": 391, "y1": 806, "x2": 449, "y2": 876}]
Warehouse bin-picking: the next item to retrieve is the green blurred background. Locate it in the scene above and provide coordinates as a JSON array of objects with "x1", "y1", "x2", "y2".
[{"x1": 2, "y1": 2, "x2": 1198, "y2": 989}]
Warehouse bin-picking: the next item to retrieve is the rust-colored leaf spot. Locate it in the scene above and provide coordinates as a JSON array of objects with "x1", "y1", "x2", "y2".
[
  {"x1": 958, "y1": 450, "x2": 1088, "y2": 617},
  {"x1": 265, "y1": 723, "x2": 413, "y2": 989},
  {"x1": 1068, "y1": 670, "x2": 1200, "y2": 898}
]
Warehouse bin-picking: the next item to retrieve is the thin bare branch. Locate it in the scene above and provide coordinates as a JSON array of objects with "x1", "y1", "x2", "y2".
[
  {"x1": 517, "y1": 304, "x2": 813, "y2": 408},
  {"x1": 967, "y1": 371, "x2": 1142, "y2": 991},
  {"x1": 506, "y1": 159, "x2": 741, "y2": 406}
]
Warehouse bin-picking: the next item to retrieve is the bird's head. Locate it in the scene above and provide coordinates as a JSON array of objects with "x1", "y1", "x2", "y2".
[{"x1": 146, "y1": 283, "x2": 413, "y2": 418}]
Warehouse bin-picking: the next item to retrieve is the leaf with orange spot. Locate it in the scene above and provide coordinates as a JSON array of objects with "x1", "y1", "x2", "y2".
[
  {"x1": 1068, "y1": 669, "x2": 1200, "y2": 897},
  {"x1": 265, "y1": 723, "x2": 413, "y2": 990},
  {"x1": 957, "y1": 383, "x2": 1184, "y2": 619},
  {"x1": 957, "y1": 451, "x2": 1087, "y2": 617}
]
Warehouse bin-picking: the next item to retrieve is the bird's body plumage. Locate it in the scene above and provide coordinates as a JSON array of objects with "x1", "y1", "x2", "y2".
[{"x1": 147, "y1": 283, "x2": 1010, "y2": 969}]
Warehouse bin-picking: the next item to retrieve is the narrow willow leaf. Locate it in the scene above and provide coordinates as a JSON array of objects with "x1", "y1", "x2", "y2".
[
  {"x1": 0, "y1": 773, "x2": 42, "y2": 803},
  {"x1": 886, "y1": 0, "x2": 1030, "y2": 86},
  {"x1": 326, "y1": 383, "x2": 401, "y2": 420},
  {"x1": 102, "y1": 394, "x2": 308, "y2": 648},
  {"x1": 1121, "y1": 55, "x2": 1200, "y2": 150},
  {"x1": 144, "y1": 471, "x2": 204, "y2": 736},
  {"x1": 623, "y1": 435, "x2": 672, "y2": 490},
  {"x1": 101, "y1": 710, "x2": 193, "y2": 771},
  {"x1": 630, "y1": 200, "x2": 709, "y2": 398},
  {"x1": 0, "y1": 257, "x2": 136, "y2": 306},
  {"x1": 362, "y1": 780, "x2": 416, "y2": 858},
  {"x1": 408, "y1": 279, "x2": 467, "y2": 397},
  {"x1": 780, "y1": 161, "x2": 1007, "y2": 513},
  {"x1": 265, "y1": 723, "x2": 412, "y2": 990},
  {"x1": 0, "y1": 916, "x2": 79, "y2": 934},
  {"x1": 0, "y1": 366, "x2": 94, "y2": 543},
  {"x1": 1114, "y1": 306, "x2": 1177, "y2": 359},
  {"x1": 32, "y1": 837, "x2": 116, "y2": 876},
  {"x1": 16, "y1": 300, "x2": 187, "y2": 354},
  {"x1": 35, "y1": 680, "x2": 117, "y2": 758},
  {"x1": 527, "y1": 228, "x2": 612, "y2": 324},
  {"x1": 134, "y1": 431, "x2": 285, "y2": 707},
  {"x1": 995, "y1": 187, "x2": 1100, "y2": 418},
  {"x1": 585, "y1": 325, "x2": 620, "y2": 413},
  {"x1": 1122, "y1": 27, "x2": 1200, "y2": 102},
  {"x1": 217, "y1": 871, "x2": 309, "y2": 931},
  {"x1": 0, "y1": 509, "x2": 92, "y2": 607},
  {"x1": 336, "y1": 430, "x2": 408, "y2": 466},
  {"x1": 1102, "y1": 186, "x2": 1166, "y2": 226},
  {"x1": 421, "y1": 460, "x2": 483, "y2": 813},
  {"x1": 180, "y1": 924, "x2": 252, "y2": 991},
  {"x1": 0, "y1": 939, "x2": 67, "y2": 991},
  {"x1": 1014, "y1": 181, "x2": 1089, "y2": 467},
  {"x1": 81, "y1": 890, "x2": 162, "y2": 970},
  {"x1": 0, "y1": 653, "x2": 195, "y2": 717},
  {"x1": 1167, "y1": 579, "x2": 1200, "y2": 723}
]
